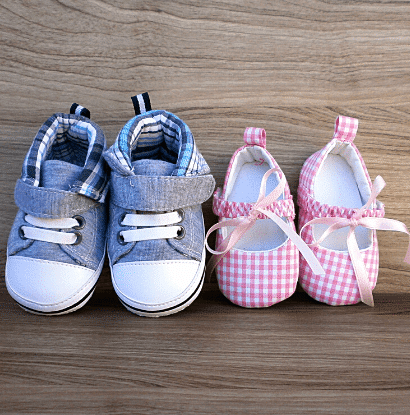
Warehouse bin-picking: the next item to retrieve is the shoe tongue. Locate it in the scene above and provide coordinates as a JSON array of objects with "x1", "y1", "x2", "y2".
[
  {"x1": 132, "y1": 159, "x2": 176, "y2": 176},
  {"x1": 40, "y1": 160, "x2": 83, "y2": 190}
]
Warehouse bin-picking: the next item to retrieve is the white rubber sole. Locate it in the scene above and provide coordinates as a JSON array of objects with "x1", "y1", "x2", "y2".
[
  {"x1": 110, "y1": 250, "x2": 206, "y2": 318},
  {"x1": 5, "y1": 255, "x2": 104, "y2": 316}
]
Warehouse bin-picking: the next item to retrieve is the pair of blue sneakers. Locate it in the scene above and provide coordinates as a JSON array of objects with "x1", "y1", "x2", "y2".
[{"x1": 6, "y1": 94, "x2": 215, "y2": 317}]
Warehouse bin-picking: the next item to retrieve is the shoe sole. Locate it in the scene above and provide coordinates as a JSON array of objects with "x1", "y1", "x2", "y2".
[
  {"x1": 6, "y1": 256, "x2": 104, "y2": 316},
  {"x1": 111, "y1": 251, "x2": 206, "y2": 318},
  {"x1": 117, "y1": 272, "x2": 205, "y2": 317}
]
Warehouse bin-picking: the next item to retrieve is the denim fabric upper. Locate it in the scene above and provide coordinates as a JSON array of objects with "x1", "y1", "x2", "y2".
[
  {"x1": 8, "y1": 113, "x2": 108, "y2": 271},
  {"x1": 104, "y1": 111, "x2": 215, "y2": 265}
]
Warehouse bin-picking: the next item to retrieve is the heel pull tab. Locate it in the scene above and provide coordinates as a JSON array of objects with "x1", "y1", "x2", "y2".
[
  {"x1": 243, "y1": 127, "x2": 266, "y2": 148},
  {"x1": 70, "y1": 103, "x2": 90, "y2": 119},
  {"x1": 131, "y1": 92, "x2": 151, "y2": 115},
  {"x1": 333, "y1": 116, "x2": 359, "y2": 142}
]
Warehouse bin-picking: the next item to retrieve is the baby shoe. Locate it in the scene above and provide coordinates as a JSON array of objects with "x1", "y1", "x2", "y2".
[
  {"x1": 103, "y1": 93, "x2": 215, "y2": 317},
  {"x1": 205, "y1": 127, "x2": 324, "y2": 308},
  {"x1": 298, "y1": 115, "x2": 410, "y2": 306},
  {"x1": 6, "y1": 104, "x2": 109, "y2": 315}
]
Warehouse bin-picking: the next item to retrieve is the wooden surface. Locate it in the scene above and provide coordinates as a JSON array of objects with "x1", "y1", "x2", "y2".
[
  {"x1": 1, "y1": 1, "x2": 410, "y2": 413},
  {"x1": 2, "y1": 285, "x2": 410, "y2": 414}
]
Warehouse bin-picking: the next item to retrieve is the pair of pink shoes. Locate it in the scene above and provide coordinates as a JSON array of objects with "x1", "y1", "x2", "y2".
[{"x1": 206, "y1": 116, "x2": 410, "y2": 307}]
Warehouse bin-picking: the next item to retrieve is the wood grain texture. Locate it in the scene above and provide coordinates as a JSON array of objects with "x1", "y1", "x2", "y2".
[
  {"x1": 1, "y1": 1, "x2": 410, "y2": 413},
  {"x1": 2, "y1": 285, "x2": 410, "y2": 414}
]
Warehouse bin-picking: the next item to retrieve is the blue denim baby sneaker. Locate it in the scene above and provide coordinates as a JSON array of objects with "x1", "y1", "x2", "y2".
[
  {"x1": 6, "y1": 104, "x2": 109, "y2": 315},
  {"x1": 104, "y1": 93, "x2": 215, "y2": 317}
]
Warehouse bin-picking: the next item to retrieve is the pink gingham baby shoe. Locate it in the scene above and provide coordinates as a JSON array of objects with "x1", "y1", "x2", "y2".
[
  {"x1": 298, "y1": 115, "x2": 410, "y2": 307},
  {"x1": 205, "y1": 128, "x2": 324, "y2": 308}
]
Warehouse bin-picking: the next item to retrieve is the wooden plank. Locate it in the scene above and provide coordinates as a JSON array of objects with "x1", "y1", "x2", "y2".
[{"x1": 1, "y1": 285, "x2": 410, "y2": 413}]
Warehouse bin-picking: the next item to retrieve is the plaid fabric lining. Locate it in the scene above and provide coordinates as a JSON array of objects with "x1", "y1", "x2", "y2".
[
  {"x1": 107, "y1": 110, "x2": 210, "y2": 177},
  {"x1": 21, "y1": 112, "x2": 108, "y2": 201},
  {"x1": 297, "y1": 115, "x2": 381, "y2": 305}
]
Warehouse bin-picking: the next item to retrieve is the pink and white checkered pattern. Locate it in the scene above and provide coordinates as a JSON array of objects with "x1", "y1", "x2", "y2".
[
  {"x1": 333, "y1": 115, "x2": 359, "y2": 142},
  {"x1": 299, "y1": 239, "x2": 379, "y2": 306},
  {"x1": 213, "y1": 188, "x2": 295, "y2": 220},
  {"x1": 299, "y1": 207, "x2": 379, "y2": 305},
  {"x1": 297, "y1": 186, "x2": 385, "y2": 221},
  {"x1": 213, "y1": 127, "x2": 299, "y2": 307},
  {"x1": 243, "y1": 127, "x2": 266, "y2": 148},
  {"x1": 298, "y1": 117, "x2": 371, "y2": 197},
  {"x1": 221, "y1": 128, "x2": 293, "y2": 201},
  {"x1": 297, "y1": 115, "x2": 384, "y2": 306},
  {"x1": 215, "y1": 227, "x2": 299, "y2": 308}
]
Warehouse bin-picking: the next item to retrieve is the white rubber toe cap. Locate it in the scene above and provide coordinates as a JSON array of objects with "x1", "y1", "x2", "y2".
[
  {"x1": 6, "y1": 256, "x2": 98, "y2": 313},
  {"x1": 112, "y1": 259, "x2": 203, "y2": 313}
]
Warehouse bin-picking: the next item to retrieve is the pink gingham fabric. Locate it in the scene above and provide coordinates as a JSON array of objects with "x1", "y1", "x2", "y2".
[
  {"x1": 298, "y1": 117, "x2": 372, "y2": 197},
  {"x1": 297, "y1": 115, "x2": 384, "y2": 306},
  {"x1": 333, "y1": 116, "x2": 359, "y2": 142},
  {"x1": 298, "y1": 207, "x2": 380, "y2": 306},
  {"x1": 213, "y1": 189, "x2": 295, "y2": 220},
  {"x1": 243, "y1": 126, "x2": 266, "y2": 147},
  {"x1": 215, "y1": 229, "x2": 299, "y2": 308},
  {"x1": 212, "y1": 127, "x2": 299, "y2": 308}
]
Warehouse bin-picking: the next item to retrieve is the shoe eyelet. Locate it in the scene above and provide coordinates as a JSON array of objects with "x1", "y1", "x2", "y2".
[
  {"x1": 117, "y1": 231, "x2": 128, "y2": 245},
  {"x1": 71, "y1": 231, "x2": 82, "y2": 245},
  {"x1": 18, "y1": 226, "x2": 27, "y2": 240},
  {"x1": 175, "y1": 226, "x2": 185, "y2": 240},
  {"x1": 176, "y1": 208, "x2": 185, "y2": 223},
  {"x1": 72, "y1": 215, "x2": 86, "y2": 230},
  {"x1": 118, "y1": 212, "x2": 127, "y2": 227}
]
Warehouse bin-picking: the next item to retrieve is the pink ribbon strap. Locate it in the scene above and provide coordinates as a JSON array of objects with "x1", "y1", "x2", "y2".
[
  {"x1": 205, "y1": 169, "x2": 325, "y2": 280},
  {"x1": 300, "y1": 176, "x2": 410, "y2": 307}
]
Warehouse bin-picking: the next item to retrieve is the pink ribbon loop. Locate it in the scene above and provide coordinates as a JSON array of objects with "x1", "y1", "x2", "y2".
[
  {"x1": 300, "y1": 176, "x2": 410, "y2": 307},
  {"x1": 205, "y1": 169, "x2": 325, "y2": 281}
]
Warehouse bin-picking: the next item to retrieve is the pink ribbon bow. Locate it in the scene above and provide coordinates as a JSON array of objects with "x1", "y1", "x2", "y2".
[
  {"x1": 205, "y1": 169, "x2": 325, "y2": 280},
  {"x1": 300, "y1": 176, "x2": 410, "y2": 307}
]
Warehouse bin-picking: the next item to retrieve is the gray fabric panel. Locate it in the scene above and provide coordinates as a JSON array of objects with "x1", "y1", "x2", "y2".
[
  {"x1": 110, "y1": 173, "x2": 215, "y2": 211},
  {"x1": 15, "y1": 179, "x2": 98, "y2": 218}
]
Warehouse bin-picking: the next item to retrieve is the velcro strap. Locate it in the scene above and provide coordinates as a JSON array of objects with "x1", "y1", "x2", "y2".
[
  {"x1": 14, "y1": 179, "x2": 98, "y2": 218},
  {"x1": 213, "y1": 188, "x2": 295, "y2": 220},
  {"x1": 110, "y1": 173, "x2": 215, "y2": 211},
  {"x1": 131, "y1": 92, "x2": 152, "y2": 115}
]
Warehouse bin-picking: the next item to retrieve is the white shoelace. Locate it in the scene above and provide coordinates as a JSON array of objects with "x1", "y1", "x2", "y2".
[
  {"x1": 118, "y1": 210, "x2": 185, "y2": 243},
  {"x1": 19, "y1": 214, "x2": 84, "y2": 245}
]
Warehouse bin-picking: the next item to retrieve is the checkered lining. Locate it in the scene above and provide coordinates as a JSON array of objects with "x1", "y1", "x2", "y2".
[
  {"x1": 21, "y1": 112, "x2": 108, "y2": 202},
  {"x1": 105, "y1": 110, "x2": 210, "y2": 177}
]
